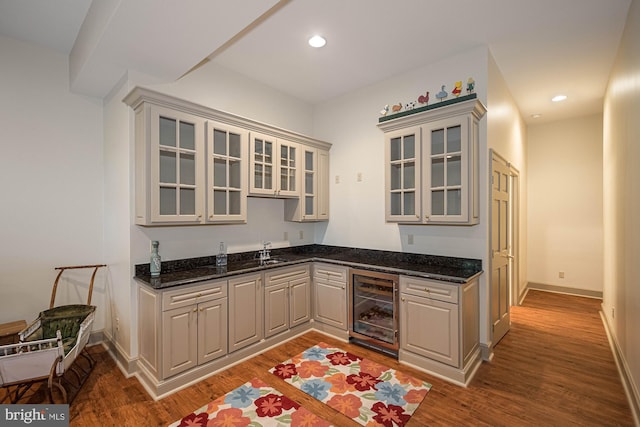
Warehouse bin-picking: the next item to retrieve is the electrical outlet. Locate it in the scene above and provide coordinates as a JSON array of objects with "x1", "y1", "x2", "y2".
[
  {"x1": 284, "y1": 231, "x2": 288, "y2": 240},
  {"x1": 408, "y1": 234, "x2": 414, "y2": 245},
  {"x1": 335, "y1": 175, "x2": 340, "y2": 184},
  {"x1": 559, "y1": 271, "x2": 565, "y2": 279},
  {"x1": 299, "y1": 230, "x2": 304, "y2": 240},
  {"x1": 357, "y1": 172, "x2": 363, "y2": 182}
]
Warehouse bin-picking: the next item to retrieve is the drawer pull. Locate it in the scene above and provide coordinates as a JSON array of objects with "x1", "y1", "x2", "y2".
[{"x1": 424, "y1": 288, "x2": 430, "y2": 293}]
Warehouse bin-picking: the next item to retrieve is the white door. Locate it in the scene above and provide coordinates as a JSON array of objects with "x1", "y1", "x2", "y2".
[{"x1": 491, "y1": 151, "x2": 511, "y2": 345}]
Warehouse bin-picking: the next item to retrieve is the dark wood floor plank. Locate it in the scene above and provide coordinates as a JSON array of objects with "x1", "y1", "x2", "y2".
[{"x1": 2, "y1": 290, "x2": 634, "y2": 426}]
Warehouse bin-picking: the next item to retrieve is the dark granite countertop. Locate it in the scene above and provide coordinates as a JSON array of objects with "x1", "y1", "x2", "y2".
[{"x1": 134, "y1": 244, "x2": 482, "y2": 290}]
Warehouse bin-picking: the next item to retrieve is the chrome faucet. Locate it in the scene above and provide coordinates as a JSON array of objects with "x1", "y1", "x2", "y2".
[{"x1": 258, "y1": 241, "x2": 272, "y2": 265}]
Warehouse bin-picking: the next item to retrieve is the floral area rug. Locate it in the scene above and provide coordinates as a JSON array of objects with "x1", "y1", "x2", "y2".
[
  {"x1": 169, "y1": 377, "x2": 332, "y2": 427},
  {"x1": 270, "y1": 343, "x2": 432, "y2": 427}
]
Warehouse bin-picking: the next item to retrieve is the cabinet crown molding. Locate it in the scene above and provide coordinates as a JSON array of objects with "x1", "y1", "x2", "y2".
[
  {"x1": 123, "y1": 86, "x2": 331, "y2": 150},
  {"x1": 377, "y1": 97, "x2": 487, "y2": 133}
]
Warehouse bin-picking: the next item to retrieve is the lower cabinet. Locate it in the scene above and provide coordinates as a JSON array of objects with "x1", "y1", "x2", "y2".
[
  {"x1": 399, "y1": 275, "x2": 480, "y2": 385},
  {"x1": 162, "y1": 297, "x2": 227, "y2": 378},
  {"x1": 264, "y1": 265, "x2": 311, "y2": 338},
  {"x1": 228, "y1": 272, "x2": 263, "y2": 352},
  {"x1": 312, "y1": 263, "x2": 348, "y2": 330},
  {"x1": 138, "y1": 279, "x2": 227, "y2": 380}
]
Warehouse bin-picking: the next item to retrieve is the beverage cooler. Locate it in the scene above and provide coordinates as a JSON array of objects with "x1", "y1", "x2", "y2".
[{"x1": 348, "y1": 269, "x2": 399, "y2": 357}]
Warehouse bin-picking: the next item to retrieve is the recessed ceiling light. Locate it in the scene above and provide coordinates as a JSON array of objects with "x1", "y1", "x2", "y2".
[
  {"x1": 552, "y1": 95, "x2": 567, "y2": 102},
  {"x1": 308, "y1": 35, "x2": 326, "y2": 48},
  {"x1": 531, "y1": 113, "x2": 542, "y2": 119}
]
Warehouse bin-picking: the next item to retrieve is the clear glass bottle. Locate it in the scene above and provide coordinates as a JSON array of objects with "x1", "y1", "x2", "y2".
[
  {"x1": 150, "y1": 240, "x2": 161, "y2": 277},
  {"x1": 216, "y1": 242, "x2": 227, "y2": 268}
]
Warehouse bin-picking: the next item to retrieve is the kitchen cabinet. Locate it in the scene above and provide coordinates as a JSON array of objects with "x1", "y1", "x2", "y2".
[
  {"x1": 206, "y1": 121, "x2": 248, "y2": 223},
  {"x1": 138, "y1": 279, "x2": 227, "y2": 380},
  {"x1": 313, "y1": 263, "x2": 348, "y2": 330},
  {"x1": 399, "y1": 275, "x2": 480, "y2": 384},
  {"x1": 379, "y1": 97, "x2": 486, "y2": 225},
  {"x1": 228, "y1": 272, "x2": 263, "y2": 352},
  {"x1": 249, "y1": 132, "x2": 299, "y2": 198},
  {"x1": 124, "y1": 87, "x2": 332, "y2": 226},
  {"x1": 284, "y1": 147, "x2": 330, "y2": 222},
  {"x1": 264, "y1": 265, "x2": 311, "y2": 338},
  {"x1": 132, "y1": 103, "x2": 206, "y2": 225}
]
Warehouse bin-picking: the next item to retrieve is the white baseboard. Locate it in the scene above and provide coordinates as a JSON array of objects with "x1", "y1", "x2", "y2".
[
  {"x1": 600, "y1": 310, "x2": 640, "y2": 426},
  {"x1": 527, "y1": 282, "x2": 602, "y2": 299}
]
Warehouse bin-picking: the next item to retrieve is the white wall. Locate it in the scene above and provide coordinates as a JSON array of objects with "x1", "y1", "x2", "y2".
[
  {"x1": 603, "y1": 0, "x2": 640, "y2": 415},
  {"x1": 487, "y1": 53, "x2": 528, "y2": 309},
  {"x1": 0, "y1": 36, "x2": 106, "y2": 328},
  {"x1": 313, "y1": 46, "x2": 489, "y2": 255},
  {"x1": 102, "y1": 77, "x2": 135, "y2": 358},
  {"x1": 527, "y1": 114, "x2": 604, "y2": 293},
  {"x1": 312, "y1": 46, "x2": 492, "y2": 344}
]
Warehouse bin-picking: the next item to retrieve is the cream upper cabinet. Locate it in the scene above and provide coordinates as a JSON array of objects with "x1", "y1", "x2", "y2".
[
  {"x1": 379, "y1": 97, "x2": 486, "y2": 225},
  {"x1": 134, "y1": 104, "x2": 206, "y2": 225},
  {"x1": 124, "y1": 87, "x2": 331, "y2": 225},
  {"x1": 249, "y1": 132, "x2": 299, "y2": 198},
  {"x1": 284, "y1": 147, "x2": 330, "y2": 222},
  {"x1": 206, "y1": 121, "x2": 248, "y2": 223}
]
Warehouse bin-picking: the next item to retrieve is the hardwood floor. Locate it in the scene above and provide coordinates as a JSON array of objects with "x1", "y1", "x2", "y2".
[{"x1": 3, "y1": 290, "x2": 635, "y2": 426}]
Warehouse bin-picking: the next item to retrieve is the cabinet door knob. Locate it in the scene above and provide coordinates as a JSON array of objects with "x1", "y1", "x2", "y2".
[
  {"x1": 192, "y1": 308, "x2": 197, "y2": 312},
  {"x1": 401, "y1": 297, "x2": 405, "y2": 302}
]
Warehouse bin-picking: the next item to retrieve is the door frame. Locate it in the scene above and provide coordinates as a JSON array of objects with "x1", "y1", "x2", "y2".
[{"x1": 488, "y1": 149, "x2": 520, "y2": 346}]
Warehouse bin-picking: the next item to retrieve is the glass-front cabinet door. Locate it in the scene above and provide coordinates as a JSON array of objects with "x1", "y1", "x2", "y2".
[
  {"x1": 207, "y1": 121, "x2": 247, "y2": 223},
  {"x1": 250, "y1": 132, "x2": 275, "y2": 196},
  {"x1": 303, "y1": 148, "x2": 317, "y2": 218},
  {"x1": 150, "y1": 106, "x2": 205, "y2": 223},
  {"x1": 385, "y1": 126, "x2": 422, "y2": 222},
  {"x1": 249, "y1": 133, "x2": 298, "y2": 197},
  {"x1": 423, "y1": 117, "x2": 468, "y2": 223},
  {"x1": 277, "y1": 139, "x2": 298, "y2": 197}
]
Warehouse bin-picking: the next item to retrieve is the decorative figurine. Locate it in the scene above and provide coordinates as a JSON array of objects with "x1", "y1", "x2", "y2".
[
  {"x1": 418, "y1": 91, "x2": 429, "y2": 105},
  {"x1": 150, "y1": 240, "x2": 161, "y2": 277},
  {"x1": 391, "y1": 102, "x2": 403, "y2": 113},
  {"x1": 380, "y1": 104, "x2": 389, "y2": 116},
  {"x1": 436, "y1": 85, "x2": 448, "y2": 102},
  {"x1": 452, "y1": 81, "x2": 462, "y2": 97},
  {"x1": 406, "y1": 101, "x2": 416, "y2": 110},
  {"x1": 466, "y1": 77, "x2": 475, "y2": 94}
]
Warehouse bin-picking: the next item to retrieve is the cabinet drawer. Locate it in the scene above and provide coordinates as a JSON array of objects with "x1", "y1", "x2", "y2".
[
  {"x1": 264, "y1": 265, "x2": 310, "y2": 287},
  {"x1": 313, "y1": 263, "x2": 348, "y2": 282},
  {"x1": 400, "y1": 276, "x2": 458, "y2": 304},
  {"x1": 162, "y1": 280, "x2": 227, "y2": 311}
]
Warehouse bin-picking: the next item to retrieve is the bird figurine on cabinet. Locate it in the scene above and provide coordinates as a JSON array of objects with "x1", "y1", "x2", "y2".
[
  {"x1": 466, "y1": 77, "x2": 475, "y2": 94},
  {"x1": 436, "y1": 85, "x2": 448, "y2": 102},
  {"x1": 391, "y1": 102, "x2": 403, "y2": 113},
  {"x1": 380, "y1": 104, "x2": 389, "y2": 116},
  {"x1": 418, "y1": 91, "x2": 429, "y2": 105},
  {"x1": 452, "y1": 81, "x2": 462, "y2": 97}
]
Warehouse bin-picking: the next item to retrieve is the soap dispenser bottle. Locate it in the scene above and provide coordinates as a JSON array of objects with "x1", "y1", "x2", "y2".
[
  {"x1": 216, "y1": 242, "x2": 227, "y2": 268},
  {"x1": 150, "y1": 240, "x2": 161, "y2": 277}
]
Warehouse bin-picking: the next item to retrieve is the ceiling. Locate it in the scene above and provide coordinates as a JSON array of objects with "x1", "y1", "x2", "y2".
[{"x1": 0, "y1": 0, "x2": 631, "y2": 124}]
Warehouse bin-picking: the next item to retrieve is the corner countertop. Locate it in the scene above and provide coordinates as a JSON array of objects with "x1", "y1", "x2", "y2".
[{"x1": 134, "y1": 244, "x2": 483, "y2": 290}]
